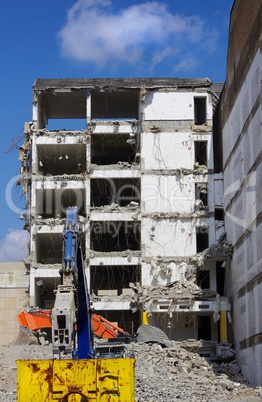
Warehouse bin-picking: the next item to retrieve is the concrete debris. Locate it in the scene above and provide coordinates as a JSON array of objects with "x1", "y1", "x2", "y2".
[
  {"x1": 139, "y1": 86, "x2": 147, "y2": 102},
  {"x1": 203, "y1": 238, "x2": 233, "y2": 260},
  {"x1": 142, "y1": 166, "x2": 212, "y2": 176},
  {"x1": 216, "y1": 360, "x2": 241, "y2": 375},
  {"x1": 19, "y1": 133, "x2": 31, "y2": 203},
  {"x1": 126, "y1": 138, "x2": 136, "y2": 144},
  {"x1": 89, "y1": 249, "x2": 141, "y2": 259},
  {"x1": 176, "y1": 167, "x2": 194, "y2": 176},
  {"x1": 130, "y1": 282, "x2": 143, "y2": 312},
  {"x1": 142, "y1": 282, "x2": 203, "y2": 302},
  {"x1": 90, "y1": 162, "x2": 139, "y2": 170},
  {"x1": 143, "y1": 239, "x2": 229, "y2": 272},
  {"x1": 128, "y1": 341, "x2": 259, "y2": 402},
  {"x1": 129, "y1": 279, "x2": 220, "y2": 315},
  {"x1": 194, "y1": 162, "x2": 208, "y2": 173},
  {"x1": 148, "y1": 210, "x2": 208, "y2": 219},
  {"x1": 191, "y1": 233, "x2": 233, "y2": 267},
  {"x1": 149, "y1": 259, "x2": 199, "y2": 287},
  {"x1": 18, "y1": 138, "x2": 30, "y2": 163},
  {"x1": 196, "y1": 341, "x2": 236, "y2": 361},
  {"x1": 91, "y1": 202, "x2": 140, "y2": 212},
  {"x1": 150, "y1": 125, "x2": 162, "y2": 133},
  {"x1": 195, "y1": 199, "x2": 206, "y2": 211},
  {"x1": 190, "y1": 123, "x2": 212, "y2": 132},
  {"x1": 34, "y1": 217, "x2": 66, "y2": 226},
  {"x1": 190, "y1": 252, "x2": 206, "y2": 267},
  {"x1": 33, "y1": 214, "x2": 86, "y2": 226},
  {"x1": 36, "y1": 174, "x2": 85, "y2": 181},
  {"x1": 215, "y1": 344, "x2": 236, "y2": 360},
  {"x1": 91, "y1": 292, "x2": 134, "y2": 303},
  {"x1": 35, "y1": 129, "x2": 86, "y2": 137},
  {"x1": 10, "y1": 327, "x2": 38, "y2": 346},
  {"x1": 32, "y1": 263, "x2": 63, "y2": 269},
  {"x1": 1, "y1": 341, "x2": 260, "y2": 402}
]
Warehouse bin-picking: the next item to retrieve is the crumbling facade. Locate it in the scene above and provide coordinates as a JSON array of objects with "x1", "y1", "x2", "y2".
[
  {"x1": 20, "y1": 78, "x2": 231, "y2": 341},
  {"x1": 219, "y1": 0, "x2": 262, "y2": 386}
]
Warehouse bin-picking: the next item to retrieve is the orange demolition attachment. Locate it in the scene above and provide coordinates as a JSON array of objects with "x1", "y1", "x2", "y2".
[
  {"x1": 18, "y1": 310, "x2": 130, "y2": 340},
  {"x1": 92, "y1": 314, "x2": 130, "y2": 339},
  {"x1": 18, "y1": 310, "x2": 52, "y2": 331}
]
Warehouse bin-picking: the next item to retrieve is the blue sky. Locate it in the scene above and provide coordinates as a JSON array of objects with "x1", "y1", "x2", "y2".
[{"x1": 0, "y1": 0, "x2": 233, "y2": 261}]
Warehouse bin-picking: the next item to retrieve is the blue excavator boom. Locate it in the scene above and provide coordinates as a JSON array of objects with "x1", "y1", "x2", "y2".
[{"x1": 52, "y1": 206, "x2": 95, "y2": 358}]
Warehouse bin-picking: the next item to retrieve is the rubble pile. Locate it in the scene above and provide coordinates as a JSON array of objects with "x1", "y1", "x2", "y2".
[
  {"x1": 0, "y1": 344, "x2": 52, "y2": 402},
  {"x1": 128, "y1": 341, "x2": 261, "y2": 401},
  {"x1": 0, "y1": 340, "x2": 261, "y2": 402}
]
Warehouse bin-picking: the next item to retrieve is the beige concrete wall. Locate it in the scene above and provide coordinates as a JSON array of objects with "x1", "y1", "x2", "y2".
[
  {"x1": 0, "y1": 288, "x2": 28, "y2": 345},
  {"x1": 0, "y1": 262, "x2": 29, "y2": 346}
]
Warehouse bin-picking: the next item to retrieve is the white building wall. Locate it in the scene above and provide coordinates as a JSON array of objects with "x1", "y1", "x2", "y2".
[
  {"x1": 143, "y1": 92, "x2": 213, "y2": 121},
  {"x1": 142, "y1": 218, "x2": 195, "y2": 258},
  {"x1": 223, "y1": 48, "x2": 262, "y2": 386},
  {"x1": 141, "y1": 175, "x2": 194, "y2": 213}
]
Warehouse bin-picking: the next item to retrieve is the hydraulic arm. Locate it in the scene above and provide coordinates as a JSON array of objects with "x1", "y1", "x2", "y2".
[{"x1": 52, "y1": 206, "x2": 94, "y2": 358}]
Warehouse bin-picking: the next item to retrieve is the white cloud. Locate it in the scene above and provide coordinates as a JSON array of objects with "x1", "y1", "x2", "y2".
[
  {"x1": 0, "y1": 230, "x2": 29, "y2": 262},
  {"x1": 58, "y1": 0, "x2": 218, "y2": 70},
  {"x1": 172, "y1": 53, "x2": 199, "y2": 74},
  {"x1": 151, "y1": 46, "x2": 177, "y2": 66}
]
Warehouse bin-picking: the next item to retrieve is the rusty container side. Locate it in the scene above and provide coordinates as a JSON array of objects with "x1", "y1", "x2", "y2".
[{"x1": 17, "y1": 358, "x2": 135, "y2": 402}]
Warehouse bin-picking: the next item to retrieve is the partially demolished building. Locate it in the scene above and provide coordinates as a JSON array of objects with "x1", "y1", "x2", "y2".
[{"x1": 20, "y1": 78, "x2": 232, "y2": 341}]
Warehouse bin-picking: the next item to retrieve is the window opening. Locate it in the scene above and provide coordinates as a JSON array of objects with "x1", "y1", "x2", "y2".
[
  {"x1": 36, "y1": 189, "x2": 85, "y2": 219},
  {"x1": 195, "y1": 183, "x2": 208, "y2": 208},
  {"x1": 35, "y1": 277, "x2": 60, "y2": 309},
  {"x1": 197, "y1": 270, "x2": 210, "y2": 289},
  {"x1": 216, "y1": 261, "x2": 225, "y2": 296},
  {"x1": 37, "y1": 144, "x2": 86, "y2": 175},
  {"x1": 194, "y1": 141, "x2": 207, "y2": 165},
  {"x1": 35, "y1": 233, "x2": 85, "y2": 264},
  {"x1": 198, "y1": 316, "x2": 211, "y2": 340},
  {"x1": 91, "y1": 179, "x2": 140, "y2": 207},
  {"x1": 91, "y1": 134, "x2": 138, "y2": 165},
  {"x1": 194, "y1": 97, "x2": 207, "y2": 125},
  {"x1": 37, "y1": 91, "x2": 87, "y2": 129},
  {"x1": 215, "y1": 208, "x2": 224, "y2": 220},
  {"x1": 35, "y1": 233, "x2": 62, "y2": 264},
  {"x1": 90, "y1": 221, "x2": 140, "y2": 252},
  {"x1": 196, "y1": 227, "x2": 209, "y2": 252},
  {"x1": 90, "y1": 265, "x2": 141, "y2": 296},
  {"x1": 91, "y1": 91, "x2": 139, "y2": 120}
]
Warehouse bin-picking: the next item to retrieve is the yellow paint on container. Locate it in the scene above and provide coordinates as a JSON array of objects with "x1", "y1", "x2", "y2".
[{"x1": 17, "y1": 358, "x2": 135, "y2": 402}]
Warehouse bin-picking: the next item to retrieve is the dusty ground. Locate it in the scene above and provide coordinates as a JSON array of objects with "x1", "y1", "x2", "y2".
[{"x1": 0, "y1": 334, "x2": 261, "y2": 401}]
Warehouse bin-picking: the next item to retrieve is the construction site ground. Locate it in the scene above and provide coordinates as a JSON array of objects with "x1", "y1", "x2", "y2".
[{"x1": 0, "y1": 334, "x2": 261, "y2": 401}]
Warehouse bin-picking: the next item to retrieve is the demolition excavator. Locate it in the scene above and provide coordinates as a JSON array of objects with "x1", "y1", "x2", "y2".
[
  {"x1": 16, "y1": 207, "x2": 135, "y2": 401},
  {"x1": 18, "y1": 309, "x2": 131, "y2": 343}
]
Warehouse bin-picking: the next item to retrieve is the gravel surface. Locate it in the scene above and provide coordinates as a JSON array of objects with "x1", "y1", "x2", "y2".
[{"x1": 0, "y1": 338, "x2": 261, "y2": 401}]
